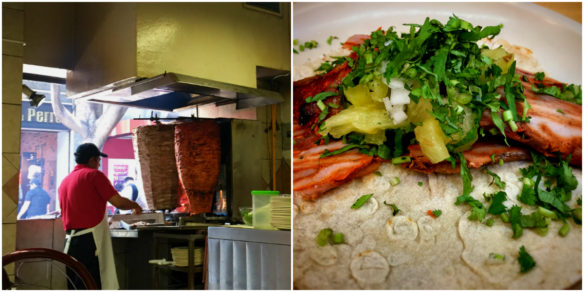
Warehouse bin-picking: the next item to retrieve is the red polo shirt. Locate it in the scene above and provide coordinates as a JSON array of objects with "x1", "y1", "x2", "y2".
[{"x1": 58, "y1": 164, "x2": 117, "y2": 230}]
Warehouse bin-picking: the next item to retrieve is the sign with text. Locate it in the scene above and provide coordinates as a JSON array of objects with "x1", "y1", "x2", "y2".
[
  {"x1": 107, "y1": 159, "x2": 137, "y2": 191},
  {"x1": 21, "y1": 102, "x2": 73, "y2": 131}
]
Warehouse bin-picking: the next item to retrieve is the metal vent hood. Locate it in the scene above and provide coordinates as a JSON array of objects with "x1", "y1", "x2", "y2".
[{"x1": 69, "y1": 72, "x2": 284, "y2": 111}]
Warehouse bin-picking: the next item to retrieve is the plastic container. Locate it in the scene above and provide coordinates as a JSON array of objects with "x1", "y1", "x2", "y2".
[{"x1": 251, "y1": 190, "x2": 280, "y2": 229}]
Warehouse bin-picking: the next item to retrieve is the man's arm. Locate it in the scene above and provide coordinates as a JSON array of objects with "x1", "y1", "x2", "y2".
[
  {"x1": 108, "y1": 193, "x2": 142, "y2": 214},
  {"x1": 17, "y1": 201, "x2": 31, "y2": 219}
]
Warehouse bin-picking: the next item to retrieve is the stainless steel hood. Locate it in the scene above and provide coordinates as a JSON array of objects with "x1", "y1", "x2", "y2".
[{"x1": 69, "y1": 72, "x2": 284, "y2": 111}]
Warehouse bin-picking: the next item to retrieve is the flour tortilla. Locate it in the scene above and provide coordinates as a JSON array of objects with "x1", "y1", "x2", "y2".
[{"x1": 293, "y1": 162, "x2": 582, "y2": 289}]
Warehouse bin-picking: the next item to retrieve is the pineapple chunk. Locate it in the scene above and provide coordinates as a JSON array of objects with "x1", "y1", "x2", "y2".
[
  {"x1": 481, "y1": 47, "x2": 514, "y2": 74},
  {"x1": 364, "y1": 131, "x2": 387, "y2": 145},
  {"x1": 414, "y1": 118, "x2": 450, "y2": 163},
  {"x1": 407, "y1": 98, "x2": 434, "y2": 125},
  {"x1": 344, "y1": 84, "x2": 372, "y2": 106},
  {"x1": 321, "y1": 103, "x2": 405, "y2": 141},
  {"x1": 447, "y1": 106, "x2": 478, "y2": 151},
  {"x1": 368, "y1": 78, "x2": 389, "y2": 102}
]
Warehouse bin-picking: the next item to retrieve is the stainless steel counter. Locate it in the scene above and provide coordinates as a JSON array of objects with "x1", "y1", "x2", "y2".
[
  {"x1": 207, "y1": 226, "x2": 291, "y2": 290},
  {"x1": 110, "y1": 229, "x2": 139, "y2": 238}
]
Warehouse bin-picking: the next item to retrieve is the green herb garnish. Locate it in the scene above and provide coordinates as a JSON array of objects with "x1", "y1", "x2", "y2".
[
  {"x1": 351, "y1": 194, "x2": 374, "y2": 209},
  {"x1": 332, "y1": 232, "x2": 345, "y2": 244},
  {"x1": 485, "y1": 169, "x2": 506, "y2": 189},
  {"x1": 316, "y1": 228, "x2": 333, "y2": 246},
  {"x1": 518, "y1": 246, "x2": 536, "y2": 273},
  {"x1": 384, "y1": 201, "x2": 400, "y2": 216},
  {"x1": 327, "y1": 35, "x2": 339, "y2": 45}
]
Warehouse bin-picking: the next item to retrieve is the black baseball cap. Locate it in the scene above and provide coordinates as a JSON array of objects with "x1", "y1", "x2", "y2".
[{"x1": 74, "y1": 143, "x2": 108, "y2": 161}]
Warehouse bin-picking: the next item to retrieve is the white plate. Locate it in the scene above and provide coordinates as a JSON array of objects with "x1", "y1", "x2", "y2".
[{"x1": 294, "y1": 2, "x2": 581, "y2": 84}]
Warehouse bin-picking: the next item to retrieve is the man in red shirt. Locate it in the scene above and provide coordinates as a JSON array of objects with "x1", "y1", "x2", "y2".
[{"x1": 59, "y1": 143, "x2": 142, "y2": 289}]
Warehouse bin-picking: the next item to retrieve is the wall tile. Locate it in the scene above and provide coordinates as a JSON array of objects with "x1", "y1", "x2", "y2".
[
  {"x1": 2, "y1": 223, "x2": 16, "y2": 277},
  {"x1": 3, "y1": 193, "x2": 18, "y2": 223},
  {"x1": 2, "y1": 172, "x2": 19, "y2": 206},
  {"x1": 2, "y1": 41, "x2": 24, "y2": 57},
  {"x1": 2, "y1": 153, "x2": 20, "y2": 186},
  {"x1": 2, "y1": 7, "x2": 24, "y2": 41},
  {"x1": 2, "y1": 55, "x2": 23, "y2": 104},
  {"x1": 2, "y1": 104, "x2": 22, "y2": 152},
  {"x1": 3, "y1": 223, "x2": 16, "y2": 254},
  {"x1": 2, "y1": 3, "x2": 24, "y2": 11}
]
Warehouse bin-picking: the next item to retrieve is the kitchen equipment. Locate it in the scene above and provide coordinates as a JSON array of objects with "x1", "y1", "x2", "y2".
[
  {"x1": 109, "y1": 212, "x2": 165, "y2": 229},
  {"x1": 251, "y1": 190, "x2": 280, "y2": 229},
  {"x1": 69, "y1": 72, "x2": 284, "y2": 111}
]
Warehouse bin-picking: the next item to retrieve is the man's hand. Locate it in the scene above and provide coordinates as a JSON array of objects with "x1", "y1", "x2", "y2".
[
  {"x1": 132, "y1": 202, "x2": 143, "y2": 215},
  {"x1": 109, "y1": 193, "x2": 143, "y2": 213}
]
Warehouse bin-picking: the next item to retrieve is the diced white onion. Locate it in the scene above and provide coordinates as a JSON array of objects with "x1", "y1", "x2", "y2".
[
  {"x1": 390, "y1": 88, "x2": 410, "y2": 105},
  {"x1": 388, "y1": 78, "x2": 404, "y2": 89},
  {"x1": 383, "y1": 97, "x2": 393, "y2": 112},
  {"x1": 391, "y1": 110, "x2": 407, "y2": 124},
  {"x1": 378, "y1": 61, "x2": 389, "y2": 77},
  {"x1": 384, "y1": 40, "x2": 393, "y2": 47}
]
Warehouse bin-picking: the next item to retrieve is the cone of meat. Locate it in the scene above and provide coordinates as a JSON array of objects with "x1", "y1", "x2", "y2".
[
  {"x1": 132, "y1": 124, "x2": 179, "y2": 210},
  {"x1": 174, "y1": 120, "x2": 221, "y2": 215}
]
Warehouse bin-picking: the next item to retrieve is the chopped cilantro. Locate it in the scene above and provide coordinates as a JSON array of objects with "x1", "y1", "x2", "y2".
[
  {"x1": 316, "y1": 228, "x2": 333, "y2": 246},
  {"x1": 431, "y1": 209, "x2": 442, "y2": 218},
  {"x1": 534, "y1": 72, "x2": 545, "y2": 81},
  {"x1": 508, "y1": 205, "x2": 523, "y2": 238},
  {"x1": 317, "y1": 228, "x2": 345, "y2": 246},
  {"x1": 305, "y1": 91, "x2": 337, "y2": 103},
  {"x1": 557, "y1": 108, "x2": 565, "y2": 115},
  {"x1": 321, "y1": 144, "x2": 361, "y2": 158},
  {"x1": 418, "y1": 181, "x2": 423, "y2": 186},
  {"x1": 332, "y1": 232, "x2": 345, "y2": 244},
  {"x1": 559, "y1": 222, "x2": 570, "y2": 237},
  {"x1": 304, "y1": 40, "x2": 318, "y2": 49},
  {"x1": 518, "y1": 246, "x2": 536, "y2": 273},
  {"x1": 531, "y1": 83, "x2": 582, "y2": 105},
  {"x1": 384, "y1": 201, "x2": 400, "y2": 216},
  {"x1": 485, "y1": 169, "x2": 506, "y2": 189},
  {"x1": 487, "y1": 191, "x2": 507, "y2": 215},
  {"x1": 351, "y1": 194, "x2": 374, "y2": 209},
  {"x1": 489, "y1": 252, "x2": 505, "y2": 261},
  {"x1": 327, "y1": 35, "x2": 339, "y2": 45},
  {"x1": 373, "y1": 171, "x2": 382, "y2": 176}
]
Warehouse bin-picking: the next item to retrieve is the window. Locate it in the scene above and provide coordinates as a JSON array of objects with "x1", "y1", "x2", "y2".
[{"x1": 18, "y1": 76, "x2": 72, "y2": 220}]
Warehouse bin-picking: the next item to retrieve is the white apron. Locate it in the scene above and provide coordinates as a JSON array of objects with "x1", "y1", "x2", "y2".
[{"x1": 64, "y1": 215, "x2": 119, "y2": 290}]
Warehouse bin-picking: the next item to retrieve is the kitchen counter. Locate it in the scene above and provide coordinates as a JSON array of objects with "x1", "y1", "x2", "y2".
[
  {"x1": 207, "y1": 226, "x2": 291, "y2": 290},
  {"x1": 110, "y1": 229, "x2": 139, "y2": 238},
  {"x1": 110, "y1": 222, "x2": 227, "y2": 238}
]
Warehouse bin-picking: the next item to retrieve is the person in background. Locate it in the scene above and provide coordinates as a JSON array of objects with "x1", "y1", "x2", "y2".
[
  {"x1": 17, "y1": 179, "x2": 50, "y2": 219},
  {"x1": 58, "y1": 143, "x2": 142, "y2": 289}
]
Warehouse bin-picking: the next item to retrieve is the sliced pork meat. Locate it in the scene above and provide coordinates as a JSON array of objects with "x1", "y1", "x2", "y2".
[
  {"x1": 407, "y1": 141, "x2": 532, "y2": 174},
  {"x1": 481, "y1": 75, "x2": 582, "y2": 166}
]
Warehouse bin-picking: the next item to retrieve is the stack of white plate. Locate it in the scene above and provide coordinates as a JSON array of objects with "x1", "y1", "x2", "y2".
[
  {"x1": 270, "y1": 195, "x2": 291, "y2": 230},
  {"x1": 171, "y1": 247, "x2": 203, "y2": 267}
]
